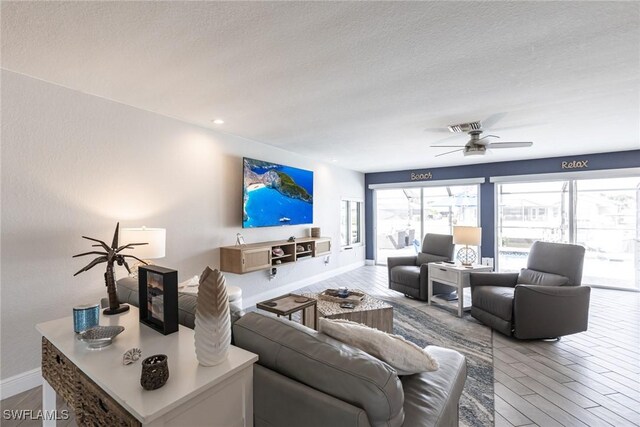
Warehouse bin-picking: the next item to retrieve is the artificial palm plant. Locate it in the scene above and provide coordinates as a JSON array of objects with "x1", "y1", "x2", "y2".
[{"x1": 73, "y1": 223, "x2": 147, "y2": 314}]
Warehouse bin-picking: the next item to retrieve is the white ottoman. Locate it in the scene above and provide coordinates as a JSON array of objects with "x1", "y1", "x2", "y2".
[{"x1": 228, "y1": 286, "x2": 243, "y2": 311}]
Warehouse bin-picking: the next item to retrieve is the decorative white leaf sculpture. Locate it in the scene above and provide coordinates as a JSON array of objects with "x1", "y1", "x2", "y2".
[{"x1": 194, "y1": 267, "x2": 231, "y2": 366}]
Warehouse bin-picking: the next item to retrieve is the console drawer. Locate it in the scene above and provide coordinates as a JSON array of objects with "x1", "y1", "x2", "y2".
[
  {"x1": 77, "y1": 372, "x2": 141, "y2": 427},
  {"x1": 42, "y1": 338, "x2": 78, "y2": 409},
  {"x1": 429, "y1": 265, "x2": 458, "y2": 283}
]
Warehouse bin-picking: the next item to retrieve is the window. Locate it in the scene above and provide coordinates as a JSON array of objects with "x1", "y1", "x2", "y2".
[
  {"x1": 350, "y1": 201, "x2": 361, "y2": 244},
  {"x1": 497, "y1": 181, "x2": 569, "y2": 273},
  {"x1": 341, "y1": 199, "x2": 363, "y2": 247}
]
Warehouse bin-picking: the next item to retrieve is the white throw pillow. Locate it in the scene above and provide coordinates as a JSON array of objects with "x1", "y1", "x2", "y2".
[{"x1": 318, "y1": 318, "x2": 438, "y2": 375}]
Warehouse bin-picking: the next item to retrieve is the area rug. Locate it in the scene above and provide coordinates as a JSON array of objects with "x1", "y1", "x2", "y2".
[{"x1": 383, "y1": 299, "x2": 494, "y2": 427}]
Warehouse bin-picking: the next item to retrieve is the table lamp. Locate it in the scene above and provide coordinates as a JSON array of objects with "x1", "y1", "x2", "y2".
[
  {"x1": 453, "y1": 226, "x2": 481, "y2": 266},
  {"x1": 121, "y1": 227, "x2": 166, "y2": 277}
]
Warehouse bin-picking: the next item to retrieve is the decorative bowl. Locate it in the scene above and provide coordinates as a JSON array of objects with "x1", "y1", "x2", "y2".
[{"x1": 78, "y1": 325, "x2": 125, "y2": 349}]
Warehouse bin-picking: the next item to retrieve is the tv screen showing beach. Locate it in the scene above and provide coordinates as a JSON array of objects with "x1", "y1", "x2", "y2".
[{"x1": 243, "y1": 158, "x2": 313, "y2": 228}]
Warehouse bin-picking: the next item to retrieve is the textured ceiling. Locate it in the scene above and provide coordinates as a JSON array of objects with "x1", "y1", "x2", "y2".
[{"x1": 2, "y1": 2, "x2": 639, "y2": 172}]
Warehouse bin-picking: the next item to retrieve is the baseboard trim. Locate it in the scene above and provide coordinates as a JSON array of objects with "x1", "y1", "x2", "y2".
[
  {"x1": 0, "y1": 368, "x2": 42, "y2": 400},
  {"x1": 243, "y1": 261, "x2": 365, "y2": 309},
  {"x1": 365, "y1": 259, "x2": 375, "y2": 266}
]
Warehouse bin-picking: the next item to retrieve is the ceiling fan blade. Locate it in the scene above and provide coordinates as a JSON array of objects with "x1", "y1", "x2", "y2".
[
  {"x1": 476, "y1": 134, "x2": 500, "y2": 145},
  {"x1": 481, "y1": 112, "x2": 508, "y2": 130},
  {"x1": 490, "y1": 123, "x2": 544, "y2": 132},
  {"x1": 435, "y1": 149, "x2": 464, "y2": 157},
  {"x1": 429, "y1": 134, "x2": 464, "y2": 146},
  {"x1": 429, "y1": 145, "x2": 465, "y2": 148},
  {"x1": 487, "y1": 141, "x2": 533, "y2": 149}
]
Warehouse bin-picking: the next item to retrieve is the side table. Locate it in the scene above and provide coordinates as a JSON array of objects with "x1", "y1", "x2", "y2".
[
  {"x1": 36, "y1": 306, "x2": 258, "y2": 426},
  {"x1": 428, "y1": 262, "x2": 493, "y2": 317},
  {"x1": 256, "y1": 294, "x2": 318, "y2": 330}
]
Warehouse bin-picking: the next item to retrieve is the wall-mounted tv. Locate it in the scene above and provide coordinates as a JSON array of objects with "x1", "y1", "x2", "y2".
[{"x1": 243, "y1": 157, "x2": 313, "y2": 228}]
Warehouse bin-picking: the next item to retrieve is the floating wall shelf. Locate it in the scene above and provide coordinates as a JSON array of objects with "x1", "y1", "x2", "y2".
[{"x1": 220, "y1": 237, "x2": 331, "y2": 274}]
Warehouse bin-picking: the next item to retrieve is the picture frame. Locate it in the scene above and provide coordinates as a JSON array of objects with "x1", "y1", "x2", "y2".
[{"x1": 138, "y1": 265, "x2": 179, "y2": 335}]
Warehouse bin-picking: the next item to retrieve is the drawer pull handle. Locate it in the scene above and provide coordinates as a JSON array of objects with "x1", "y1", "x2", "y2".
[
  {"x1": 55, "y1": 355, "x2": 61, "y2": 364},
  {"x1": 439, "y1": 268, "x2": 446, "y2": 272},
  {"x1": 98, "y1": 398, "x2": 109, "y2": 413}
]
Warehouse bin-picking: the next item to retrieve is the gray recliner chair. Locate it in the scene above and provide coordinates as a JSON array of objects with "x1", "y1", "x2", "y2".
[
  {"x1": 388, "y1": 233, "x2": 455, "y2": 301},
  {"x1": 470, "y1": 241, "x2": 589, "y2": 340}
]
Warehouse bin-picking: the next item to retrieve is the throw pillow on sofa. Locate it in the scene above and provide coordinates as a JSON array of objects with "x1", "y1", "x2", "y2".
[{"x1": 318, "y1": 317, "x2": 438, "y2": 375}]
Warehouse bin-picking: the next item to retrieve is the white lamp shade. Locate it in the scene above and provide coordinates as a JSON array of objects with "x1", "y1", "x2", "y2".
[
  {"x1": 120, "y1": 227, "x2": 166, "y2": 259},
  {"x1": 453, "y1": 226, "x2": 481, "y2": 246}
]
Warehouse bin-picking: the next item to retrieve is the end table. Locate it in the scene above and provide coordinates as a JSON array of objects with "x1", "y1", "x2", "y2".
[
  {"x1": 256, "y1": 294, "x2": 318, "y2": 330},
  {"x1": 428, "y1": 262, "x2": 493, "y2": 317}
]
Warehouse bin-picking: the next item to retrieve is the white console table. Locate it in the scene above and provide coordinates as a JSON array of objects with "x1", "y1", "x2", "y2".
[
  {"x1": 36, "y1": 306, "x2": 258, "y2": 426},
  {"x1": 428, "y1": 262, "x2": 493, "y2": 317}
]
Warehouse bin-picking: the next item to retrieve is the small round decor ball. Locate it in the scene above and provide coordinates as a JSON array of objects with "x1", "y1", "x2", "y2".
[
  {"x1": 140, "y1": 354, "x2": 169, "y2": 390},
  {"x1": 456, "y1": 247, "x2": 477, "y2": 265}
]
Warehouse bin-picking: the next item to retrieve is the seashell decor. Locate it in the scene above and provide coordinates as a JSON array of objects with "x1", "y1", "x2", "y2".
[
  {"x1": 123, "y1": 348, "x2": 142, "y2": 365},
  {"x1": 194, "y1": 267, "x2": 231, "y2": 366}
]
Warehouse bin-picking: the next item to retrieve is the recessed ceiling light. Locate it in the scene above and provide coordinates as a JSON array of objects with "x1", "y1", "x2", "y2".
[
  {"x1": 331, "y1": 159, "x2": 338, "y2": 162},
  {"x1": 212, "y1": 119, "x2": 225, "y2": 125}
]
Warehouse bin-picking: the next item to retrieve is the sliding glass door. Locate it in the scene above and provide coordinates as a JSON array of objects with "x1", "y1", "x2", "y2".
[
  {"x1": 375, "y1": 188, "x2": 422, "y2": 264},
  {"x1": 423, "y1": 185, "x2": 479, "y2": 235},
  {"x1": 497, "y1": 176, "x2": 640, "y2": 290},
  {"x1": 497, "y1": 181, "x2": 570, "y2": 272},
  {"x1": 375, "y1": 185, "x2": 479, "y2": 265}
]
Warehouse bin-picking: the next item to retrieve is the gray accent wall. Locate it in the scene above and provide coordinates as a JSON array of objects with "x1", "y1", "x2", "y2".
[{"x1": 365, "y1": 150, "x2": 640, "y2": 260}]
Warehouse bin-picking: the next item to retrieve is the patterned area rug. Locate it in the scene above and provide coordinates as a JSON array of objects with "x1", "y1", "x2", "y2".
[{"x1": 383, "y1": 299, "x2": 494, "y2": 427}]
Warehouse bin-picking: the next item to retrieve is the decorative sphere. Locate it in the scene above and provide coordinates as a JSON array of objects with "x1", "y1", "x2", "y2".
[{"x1": 456, "y1": 247, "x2": 477, "y2": 265}]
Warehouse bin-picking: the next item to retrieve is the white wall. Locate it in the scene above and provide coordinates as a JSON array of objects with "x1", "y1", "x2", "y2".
[{"x1": 0, "y1": 70, "x2": 365, "y2": 380}]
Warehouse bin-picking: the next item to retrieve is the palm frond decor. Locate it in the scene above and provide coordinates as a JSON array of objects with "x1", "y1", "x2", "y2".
[{"x1": 73, "y1": 223, "x2": 148, "y2": 315}]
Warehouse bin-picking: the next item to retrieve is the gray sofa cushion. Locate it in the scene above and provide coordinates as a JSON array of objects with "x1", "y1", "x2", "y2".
[
  {"x1": 518, "y1": 268, "x2": 569, "y2": 287},
  {"x1": 253, "y1": 365, "x2": 371, "y2": 427},
  {"x1": 233, "y1": 312, "x2": 405, "y2": 427},
  {"x1": 416, "y1": 252, "x2": 450, "y2": 266},
  {"x1": 390, "y1": 265, "x2": 420, "y2": 289},
  {"x1": 471, "y1": 286, "x2": 515, "y2": 321},
  {"x1": 116, "y1": 277, "x2": 242, "y2": 329},
  {"x1": 402, "y1": 346, "x2": 466, "y2": 427}
]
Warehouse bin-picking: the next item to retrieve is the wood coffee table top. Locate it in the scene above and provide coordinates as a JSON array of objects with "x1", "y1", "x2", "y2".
[
  {"x1": 256, "y1": 293, "x2": 317, "y2": 316},
  {"x1": 302, "y1": 290, "x2": 392, "y2": 316}
]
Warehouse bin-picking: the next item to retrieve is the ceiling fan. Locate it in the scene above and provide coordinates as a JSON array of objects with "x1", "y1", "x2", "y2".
[{"x1": 431, "y1": 119, "x2": 533, "y2": 157}]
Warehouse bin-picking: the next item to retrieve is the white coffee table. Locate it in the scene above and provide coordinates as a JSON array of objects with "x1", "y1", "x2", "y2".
[
  {"x1": 37, "y1": 306, "x2": 257, "y2": 426},
  {"x1": 428, "y1": 262, "x2": 493, "y2": 317}
]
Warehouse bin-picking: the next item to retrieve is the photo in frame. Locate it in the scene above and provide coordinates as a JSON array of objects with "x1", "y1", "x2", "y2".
[{"x1": 138, "y1": 265, "x2": 178, "y2": 335}]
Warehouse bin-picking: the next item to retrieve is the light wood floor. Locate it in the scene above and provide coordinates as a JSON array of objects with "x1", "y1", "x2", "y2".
[{"x1": 2, "y1": 266, "x2": 639, "y2": 426}]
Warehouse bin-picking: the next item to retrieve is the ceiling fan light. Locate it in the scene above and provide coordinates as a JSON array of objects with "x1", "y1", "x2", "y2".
[{"x1": 463, "y1": 146, "x2": 487, "y2": 156}]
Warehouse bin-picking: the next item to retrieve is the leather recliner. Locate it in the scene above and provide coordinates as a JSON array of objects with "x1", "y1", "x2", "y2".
[
  {"x1": 469, "y1": 241, "x2": 590, "y2": 339},
  {"x1": 388, "y1": 233, "x2": 455, "y2": 301}
]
